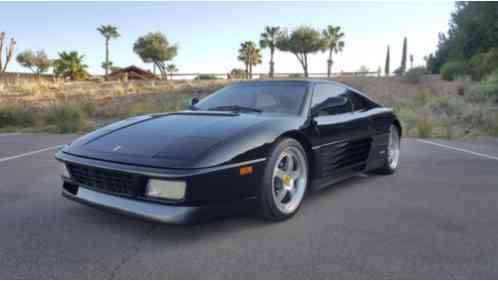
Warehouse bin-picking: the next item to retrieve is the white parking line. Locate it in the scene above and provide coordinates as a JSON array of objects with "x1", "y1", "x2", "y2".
[
  {"x1": 0, "y1": 133, "x2": 21, "y2": 137},
  {"x1": 0, "y1": 145, "x2": 64, "y2": 163},
  {"x1": 418, "y1": 139, "x2": 498, "y2": 161}
]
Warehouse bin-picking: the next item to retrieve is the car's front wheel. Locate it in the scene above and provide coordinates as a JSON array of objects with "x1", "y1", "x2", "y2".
[{"x1": 259, "y1": 138, "x2": 309, "y2": 221}]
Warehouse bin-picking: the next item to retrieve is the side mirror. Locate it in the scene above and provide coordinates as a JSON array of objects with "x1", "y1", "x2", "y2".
[
  {"x1": 325, "y1": 96, "x2": 348, "y2": 108},
  {"x1": 311, "y1": 96, "x2": 348, "y2": 117},
  {"x1": 191, "y1": 96, "x2": 200, "y2": 106}
]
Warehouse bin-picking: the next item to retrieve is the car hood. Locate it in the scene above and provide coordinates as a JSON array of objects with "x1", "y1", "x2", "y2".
[{"x1": 63, "y1": 111, "x2": 294, "y2": 169}]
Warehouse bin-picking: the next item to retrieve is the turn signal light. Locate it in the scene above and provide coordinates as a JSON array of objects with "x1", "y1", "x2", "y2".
[{"x1": 240, "y1": 166, "x2": 253, "y2": 175}]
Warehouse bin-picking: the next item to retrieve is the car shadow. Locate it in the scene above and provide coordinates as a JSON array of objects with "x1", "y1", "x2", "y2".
[
  {"x1": 67, "y1": 172, "x2": 375, "y2": 243},
  {"x1": 306, "y1": 172, "x2": 374, "y2": 203}
]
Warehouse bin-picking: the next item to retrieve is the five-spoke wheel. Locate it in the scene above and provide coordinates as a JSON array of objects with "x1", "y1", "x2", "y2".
[
  {"x1": 272, "y1": 146, "x2": 308, "y2": 215},
  {"x1": 259, "y1": 138, "x2": 308, "y2": 220}
]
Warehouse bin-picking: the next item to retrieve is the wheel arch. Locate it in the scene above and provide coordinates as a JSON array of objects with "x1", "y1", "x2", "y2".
[
  {"x1": 393, "y1": 119, "x2": 402, "y2": 138},
  {"x1": 278, "y1": 130, "x2": 316, "y2": 180}
]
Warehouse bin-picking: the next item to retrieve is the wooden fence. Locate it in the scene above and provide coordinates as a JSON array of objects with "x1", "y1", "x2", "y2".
[
  {"x1": 169, "y1": 71, "x2": 381, "y2": 79},
  {"x1": 0, "y1": 70, "x2": 380, "y2": 82},
  {"x1": 0, "y1": 72, "x2": 55, "y2": 82}
]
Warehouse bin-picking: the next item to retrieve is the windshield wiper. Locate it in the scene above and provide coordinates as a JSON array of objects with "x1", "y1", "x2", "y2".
[{"x1": 208, "y1": 105, "x2": 262, "y2": 113}]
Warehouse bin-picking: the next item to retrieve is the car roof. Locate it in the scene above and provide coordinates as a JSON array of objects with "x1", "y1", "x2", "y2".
[{"x1": 231, "y1": 79, "x2": 381, "y2": 107}]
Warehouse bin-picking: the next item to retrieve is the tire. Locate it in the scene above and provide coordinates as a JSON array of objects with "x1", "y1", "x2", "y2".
[
  {"x1": 259, "y1": 138, "x2": 309, "y2": 221},
  {"x1": 373, "y1": 124, "x2": 401, "y2": 174}
]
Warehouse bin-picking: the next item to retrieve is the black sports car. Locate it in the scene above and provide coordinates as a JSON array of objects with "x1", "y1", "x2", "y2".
[{"x1": 55, "y1": 80, "x2": 401, "y2": 223}]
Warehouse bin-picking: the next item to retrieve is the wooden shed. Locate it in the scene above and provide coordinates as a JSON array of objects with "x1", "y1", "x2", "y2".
[{"x1": 108, "y1": 65, "x2": 158, "y2": 80}]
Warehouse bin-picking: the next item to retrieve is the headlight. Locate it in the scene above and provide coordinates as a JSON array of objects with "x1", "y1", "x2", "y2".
[
  {"x1": 58, "y1": 162, "x2": 71, "y2": 178},
  {"x1": 146, "y1": 179, "x2": 186, "y2": 200}
]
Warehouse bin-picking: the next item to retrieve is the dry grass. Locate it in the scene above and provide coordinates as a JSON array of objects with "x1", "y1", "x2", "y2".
[
  {"x1": 0, "y1": 79, "x2": 231, "y2": 133},
  {"x1": 1, "y1": 77, "x2": 497, "y2": 138},
  {"x1": 0, "y1": 79, "x2": 230, "y2": 114}
]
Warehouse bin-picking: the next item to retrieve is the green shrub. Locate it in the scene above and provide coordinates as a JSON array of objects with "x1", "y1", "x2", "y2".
[
  {"x1": 194, "y1": 74, "x2": 218, "y2": 80},
  {"x1": 490, "y1": 112, "x2": 498, "y2": 137},
  {"x1": 127, "y1": 101, "x2": 160, "y2": 116},
  {"x1": 394, "y1": 105, "x2": 417, "y2": 134},
  {"x1": 416, "y1": 116, "x2": 433, "y2": 138},
  {"x1": 229, "y1": 68, "x2": 246, "y2": 79},
  {"x1": 468, "y1": 53, "x2": 487, "y2": 81},
  {"x1": 427, "y1": 95, "x2": 466, "y2": 138},
  {"x1": 81, "y1": 101, "x2": 97, "y2": 117},
  {"x1": 484, "y1": 69, "x2": 498, "y2": 84},
  {"x1": 466, "y1": 70, "x2": 498, "y2": 101},
  {"x1": 393, "y1": 67, "x2": 403, "y2": 76},
  {"x1": 288, "y1": 73, "x2": 304, "y2": 78},
  {"x1": 429, "y1": 95, "x2": 466, "y2": 117},
  {"x1": 441, "y1": 61, "x2": 467, "y2": 81},
  {"x1": 468, "y1": 48, "x2": 498, "y2": 81},
  {"x1": 0, "y1": 104, "x2": 36, "y2": 127},
  {"x1": 443, "y1": 123, "x2": 455, "y2": 140},
  {"x1": 414, "y1": 92, "x2": 431, "y2": 106},
  {"x1": 44, "y1": 103, "x2": 86, "y2": 133},
  {"x1": 403, "y1": 66, "x2": 427, "y2": 84}
]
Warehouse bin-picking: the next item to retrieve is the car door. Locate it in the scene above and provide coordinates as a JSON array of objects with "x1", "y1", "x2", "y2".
[
  {"x1": 308, "y1": 83, "x2": 373, "y2": 179},
  {"x1": 348, "y1": 89, "x2": 396, "y2": 171},
  {"x1": 346, "y1": 88, "x2": 376, "y2": 140}
]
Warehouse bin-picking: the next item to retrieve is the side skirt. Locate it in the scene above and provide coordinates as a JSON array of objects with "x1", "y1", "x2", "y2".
[{"x1": 309, "y1": 169, "x2": 363, "y2": 191}]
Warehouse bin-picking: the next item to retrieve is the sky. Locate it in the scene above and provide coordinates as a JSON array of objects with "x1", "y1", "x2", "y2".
[{"x1": 1, "y1": 1, "x2": 455, "y2": 76}]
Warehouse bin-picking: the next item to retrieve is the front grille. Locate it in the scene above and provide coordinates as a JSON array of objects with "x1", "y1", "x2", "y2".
[{"x1": 67, "y1": 163, "x2": 145, "y2": 197}]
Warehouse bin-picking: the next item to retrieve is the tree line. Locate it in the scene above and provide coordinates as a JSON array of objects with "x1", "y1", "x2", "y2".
[
  {"x1": 426, "y1": 2, "x2": 498, "y2": 81},
  {"x1": 1, "y1": 24, "x2": 347, "y2": 81},
  {"x1": 0, "y1": 25, "x2": 180, "y2": 81},
  {"x1": 2, "y1": 22, "x2": 417, "y2": 81}
]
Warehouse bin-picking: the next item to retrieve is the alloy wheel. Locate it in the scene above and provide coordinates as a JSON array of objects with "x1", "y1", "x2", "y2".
[
  {"x1": 388, "y1": 126, "x2": 400, "y2": 170},
  {"x1": 272, "y1": 146, "x2": 308, "y2": 214}
]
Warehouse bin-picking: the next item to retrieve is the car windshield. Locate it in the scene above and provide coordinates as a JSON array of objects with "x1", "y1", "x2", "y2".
[{"x1": 194, "y1": 82, "x2": 308, "y2": 116}]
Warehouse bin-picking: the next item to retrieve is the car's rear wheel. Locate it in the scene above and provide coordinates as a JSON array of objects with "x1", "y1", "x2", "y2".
[
  {"x1": 259, "y1": 138, "x2": 308, "y2": 221},
  {"x1": 374, "y1": 124, "x2": 400, "y2": 174}
]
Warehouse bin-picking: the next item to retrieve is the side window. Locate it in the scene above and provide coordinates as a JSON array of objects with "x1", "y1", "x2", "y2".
[
  {"x1": 348, "y1": 90, "x2": 372, "y2": 112},
  {"x1": 311, "y1": 84, "x2": 352, "y2": 116}
]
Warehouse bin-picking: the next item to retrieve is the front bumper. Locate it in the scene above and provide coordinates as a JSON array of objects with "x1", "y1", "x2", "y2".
[
  {"x1": 62, "y1": 186, "x2": 200, "y2": 224},
  {"x1": 56, "y1": 150, "x2": 264, "y2": 223}
]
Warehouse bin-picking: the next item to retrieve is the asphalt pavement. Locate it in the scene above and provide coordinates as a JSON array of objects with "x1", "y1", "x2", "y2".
[{"x1": 1, "y1": 133, "x2": 498, "y2": 279}]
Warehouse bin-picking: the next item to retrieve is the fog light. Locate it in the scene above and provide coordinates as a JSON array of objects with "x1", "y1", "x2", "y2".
[
  {"x1": 58, "y1": 162, "x2": 70, "y2": 178},
  {"x1": 146, "y1": 179, "x2": 186, "y2": 200}
]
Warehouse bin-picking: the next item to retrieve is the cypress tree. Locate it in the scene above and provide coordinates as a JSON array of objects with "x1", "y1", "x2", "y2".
[
  {"x1": 384, "y1": 45, "x2": 390, "y2": 76},
  {"x1": 400, "y1": 37, "x2": 407, "y2": 74}
]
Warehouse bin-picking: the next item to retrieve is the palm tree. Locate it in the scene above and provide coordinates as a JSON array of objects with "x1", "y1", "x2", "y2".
[
  {"x1": 238, "y1": 41, "x2": 251, "y2": 79},
  {"x1": 238, "y1": 41, "x2": 261, "y2": 79},
  {"x1": 97, "y1": 25, "x2": 120, "y2": 78},
  {"x1": 248, "y1": 47, "x2": 262, "y2": 79},
  {"x1": 322, "y1": 25, "x2": 345, "y2": 78},
  {"x1": 53, "y1": 51, "x2": 88, "y2": 80},
  {"x1": 166, "y1": 64, "x2": 178, "y2": 80},
  {"x1": 259, "y1": 26, "x2": 281, "y2": 78}
]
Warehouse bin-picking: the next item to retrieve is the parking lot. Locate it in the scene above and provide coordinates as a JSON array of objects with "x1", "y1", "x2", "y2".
[{"x1": 1, "y1": 133, "x2": 498, "y2": 279}]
